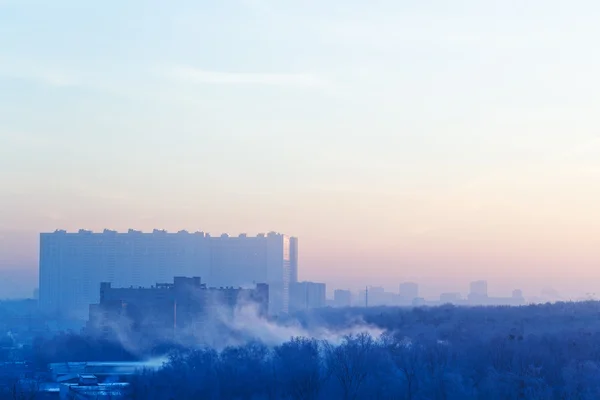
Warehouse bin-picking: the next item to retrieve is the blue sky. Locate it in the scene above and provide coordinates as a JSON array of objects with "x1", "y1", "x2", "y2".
[{"x1": 1, "y1": 0, "x2": 600, "y2": 298}]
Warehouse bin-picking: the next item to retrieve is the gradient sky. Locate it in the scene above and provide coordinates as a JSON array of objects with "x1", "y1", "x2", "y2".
[{"x1": 1, "y1": 0, "x2": 600, "y2": 299}]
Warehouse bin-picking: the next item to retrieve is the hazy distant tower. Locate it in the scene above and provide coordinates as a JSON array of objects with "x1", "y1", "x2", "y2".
[
  {"x1": 470, "y1": 280, "x2": 488, "y2": 296},
  {"x1": 289, "y1": 237, "x2": 299, "y2": 283},
  {"x1": 468, "y1": 280, "x2": 488, "y2": 304}
]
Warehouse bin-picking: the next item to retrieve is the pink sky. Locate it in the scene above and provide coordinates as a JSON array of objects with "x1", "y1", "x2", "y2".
[{"x1": 2, "y1": 0, "x2": 600, "y2": 299}]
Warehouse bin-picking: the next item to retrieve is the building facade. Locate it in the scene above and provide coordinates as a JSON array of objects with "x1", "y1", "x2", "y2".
[
  {"x1": 87, "y1": 277, "x2": 269, "y2": 341},
  {"x1": 333, "y1": 289, "x2": 352, "y2": 307},
  {"x1": 468, "y1": 280, "x2": 488, "y2": 303},
  {"x1": 39, "y1": 230, "x2": 296, "y2": 319},
  {"x1": 288, "y1": 281, "x2": 326, "y2": 313}
]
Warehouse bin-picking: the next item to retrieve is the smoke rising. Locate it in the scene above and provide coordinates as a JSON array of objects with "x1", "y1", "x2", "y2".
[
  {"x1": 220, "y1": 303, "x2": 384, "y2": 347},
  {"x1": 91, "y1": 298, "x2": 384, "y2": 360}
]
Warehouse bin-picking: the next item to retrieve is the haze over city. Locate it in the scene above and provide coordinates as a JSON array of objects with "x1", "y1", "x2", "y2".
[
  {"x1": 2, "y1": 0, "x2": 600, "y2": 300},
  {"x1": 5, "y1": 2, "x2": 600, "y2": 399}
]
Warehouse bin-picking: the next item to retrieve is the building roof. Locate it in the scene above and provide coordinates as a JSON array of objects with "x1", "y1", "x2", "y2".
[
  {"x1": 49, "y1": 360, "x2": 164, "y2": 377},
  {"x1": 62, "y1": 382, "x2": 129, "y2": 399}
]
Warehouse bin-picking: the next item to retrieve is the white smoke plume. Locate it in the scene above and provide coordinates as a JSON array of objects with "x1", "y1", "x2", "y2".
[
  {"x1": 89, "y1": 286, "x2": 385, "y2": 359},
  {"x1": 217, "y1": 302, "x2": 384, "y2": 347}
]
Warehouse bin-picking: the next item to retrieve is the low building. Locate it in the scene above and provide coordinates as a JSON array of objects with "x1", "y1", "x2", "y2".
[
  {"x1": 440, "y1": 293, "x2": 463, "y2": 304},
  {"x1": 468, "y1": 280, "x2": 488, "y2": 303},
  {"x1": 59, "y1": 375, "x2": 128, "y2": 400},
  {"x1": 333, "y1": 290, "x2": 352, "y2": 307},
  {"x1": 357, "y1": 287, "x2": 401, "y2": 307},
  {"x1": 289, "y1": 282, "x2": 326, "y2": 312},
  {"x1": 87, "y1": 277, "x2": 268, "y2": 341},
  {"x1": 48, "y1": 360, "x2": 164, "y2": 383}
]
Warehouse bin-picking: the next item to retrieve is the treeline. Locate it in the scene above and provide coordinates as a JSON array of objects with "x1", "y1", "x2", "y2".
[
  {"x1": 30, "y1": 334, "x2": 141, "y2": 367},
  {"x1": 127, "y1": 301, "x2": 600, "y2": 400},
  {"x1": 16, "y1": 301, "x2": 600, "y2": 399},
  {"x1": 290, "y1": 301, "x2": 600, "y2": 341},
  {"x1": 130, "y1": 329, "x2": 600, "y2": 400}
]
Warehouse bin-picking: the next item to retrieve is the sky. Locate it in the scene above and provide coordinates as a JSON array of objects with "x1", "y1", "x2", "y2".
[{"x1": 1, "y1": 0, "x2": 600, "y2": 299}]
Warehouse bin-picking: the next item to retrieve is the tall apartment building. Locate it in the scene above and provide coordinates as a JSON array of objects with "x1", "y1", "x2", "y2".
[{"x1": 39, "y1": 230, "x2": 297, "y2": 319}]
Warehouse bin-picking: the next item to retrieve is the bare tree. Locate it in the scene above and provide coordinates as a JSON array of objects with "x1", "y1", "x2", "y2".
[
  {"x1": 382, "y1": 333, "x2": 423, "y2": 400},
  {"x1": 0, "y1": 376, "x2": 42, "y2": 400},
  {"x1": 325, "y1": 333, "x2": 375, "y2": 400},
  {"x1": 18, "y1": 377, "x2": 41, "y2": 400},
  {"x1": 274, "y1": 337, "x2": 325, "y2": 400}
]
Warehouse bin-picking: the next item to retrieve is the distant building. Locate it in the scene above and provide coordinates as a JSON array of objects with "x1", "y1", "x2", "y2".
[
  {"x1": 289, "y1": 281, "x2": 326, "y2": 312},
  {"x1": 48, "y1": 360, "x2": 162, "y2": 382},
  {"x1": 468, "y1": 280, "x2": 488, "y2": 304},
  {"x1": 360, "y1": 286, "x2": 399, "y2": 307},
  {"x1": 412, "y1": 297, "x2": 426, "y2": 306},
  {"x1": 333, "y1": 289, "x2": 352, "y2": 307},
  {"x1": 369, "y1": 286, "x2": 385, "y2": 295},
  {"x1": 485, "y1": 296, "x2": 525, "y2": 306},
  {"x1": 289, "y1": 237, "x2": 299, "y2": 283},
  {"x1": 399, "y1": 282, "x2": 419, "y2": 302},
  {"x1": 511, "y1": 289, "x2": 525, "y2": 305},
  {"x1": 87, "y1": 277, "x2": 268, "y2": 341},
  {"x1": 464, "y1": 283, "x2": 525, "y2": 306},
  {"x1": 470, "y1": 280, "x2": 488, "y2": 296},
  {"x1": 39, "y1": 230, "x2": 296, "y2": 318},
  {"x1": 36, "y1": 361, "x2": 164, "y2": 399},
  {"x1": 440, "y1": 293, "x2": 462, "y2": 304}
]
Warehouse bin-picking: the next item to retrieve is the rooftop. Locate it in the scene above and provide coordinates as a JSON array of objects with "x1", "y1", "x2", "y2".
[
  {"x1": 49, "y1": 360, "x2": 165, "y2": 376},
  {"x1": 44, "y1": 229, "x2": 290, "y2": 238}
]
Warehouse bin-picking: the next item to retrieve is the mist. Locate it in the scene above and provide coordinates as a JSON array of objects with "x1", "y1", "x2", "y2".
[
  {"x1": 89, "y1": 290, "x2": 384, "y2": 356},
  {"x1": 3, "y1": 0, "x2": 600, "y2": 397},
  {"x1": 0, "y1": 230, "x2": 596, "y2": 302}
]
